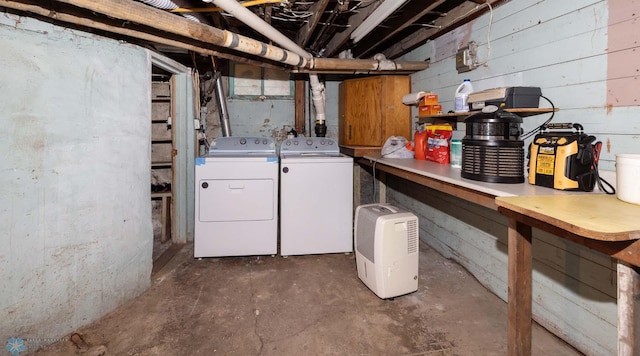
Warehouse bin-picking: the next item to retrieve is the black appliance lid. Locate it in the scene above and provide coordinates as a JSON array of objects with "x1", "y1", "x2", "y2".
[{"x1": 465, "y1": 105, "x2": 523, "y2": 124}]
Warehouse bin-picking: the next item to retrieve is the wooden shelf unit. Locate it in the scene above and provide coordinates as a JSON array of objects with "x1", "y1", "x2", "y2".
[
  {"x1": 417, "y1": 107, "x2": 558, "y2": 124},
  {"x1": 151, "y1": 81, "x2": 173, "y2": 245}
]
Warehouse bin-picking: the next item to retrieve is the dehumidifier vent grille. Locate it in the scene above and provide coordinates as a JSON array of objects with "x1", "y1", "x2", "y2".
[{"x1": 407, "y1": 219, "x2": 418, "y2": 254}]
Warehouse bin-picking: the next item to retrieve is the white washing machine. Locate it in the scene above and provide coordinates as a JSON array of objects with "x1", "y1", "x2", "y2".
[
  {"x1": 194, "y1": 136, "x2": 279, "y2": 258},
  {"x1": 279, "y1": 137, "x2": 353, "y2": 256}
]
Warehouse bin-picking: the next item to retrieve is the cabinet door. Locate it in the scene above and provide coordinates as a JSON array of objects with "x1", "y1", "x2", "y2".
[
  {"x1": 380, "y1": 76, "x2": 411, "y2": 141},
  {"x1": 341, "y1": 77, "x2": 384, "y2": 146},
  {"x1": 339, "y1": 76, "x2": 410, "y2": 147}
]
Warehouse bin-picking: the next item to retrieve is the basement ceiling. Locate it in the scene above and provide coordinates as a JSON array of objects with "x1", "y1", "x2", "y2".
[
  {"x1": 198, "y1": 0, "x2": 498, "y2": 59},
  {"x1": 1, "y1": 0, "x2": 506, "y2": 75},
  {"x1": 157, "y1": 0, "x2": 505, "y2": 70}
]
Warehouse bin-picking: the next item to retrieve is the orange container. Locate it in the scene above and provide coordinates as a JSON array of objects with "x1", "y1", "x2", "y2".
[
  {"x1": 414, "y1": 129, "x2": 428, "y2": 160},
  {"x1": 419, "y1": 93, "x2": 439, "y2": 106},
  {"x1": 418, "y1": 104, "x2": 443, "y2": 116}
]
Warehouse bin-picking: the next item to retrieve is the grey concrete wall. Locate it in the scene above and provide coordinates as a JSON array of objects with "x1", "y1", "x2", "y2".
[
  {"x1": 209, "y1": 78, "x2": 340, "y2": 141},
  {"x1": 0, "y1": 13, "x2": 153, "y2": 344}
]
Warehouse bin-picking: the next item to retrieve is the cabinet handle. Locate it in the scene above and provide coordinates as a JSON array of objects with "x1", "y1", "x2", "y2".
[{"x1": 348, "y1": 125, "x2": 352, "y2": 140}]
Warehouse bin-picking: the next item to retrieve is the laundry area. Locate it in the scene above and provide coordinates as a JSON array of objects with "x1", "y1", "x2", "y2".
[{"x1": 3, "y1": 1, "x2": 640, "y2": 356}]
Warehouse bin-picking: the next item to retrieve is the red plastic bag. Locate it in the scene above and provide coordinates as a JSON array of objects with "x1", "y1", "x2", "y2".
[{"x1": 426, "y1": 124, "x2": 452, "y2": 164}]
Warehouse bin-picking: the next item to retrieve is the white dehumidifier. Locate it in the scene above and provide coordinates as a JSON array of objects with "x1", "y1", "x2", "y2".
[{"x1": 354, "y1": 203, "x2": 419, "y2": 299}]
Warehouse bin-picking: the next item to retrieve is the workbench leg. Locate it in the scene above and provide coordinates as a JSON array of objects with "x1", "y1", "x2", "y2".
[
  {"x1": 507, "y1": 218, "x2": 532, "y2": 356},
  {"x1": 353, "y1": 164, "x2": 361, "y2": 210},
  {"x1": 378, "y1": 171, "x2": 386, "y2": 204},
  {"x1": 617, "y1": 262, "x2": 640, "y2": 356}
]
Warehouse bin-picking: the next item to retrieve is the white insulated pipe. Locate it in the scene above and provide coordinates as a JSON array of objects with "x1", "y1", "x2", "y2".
[
  {"x1": 207, "y1": 0, "x2": 309, "y2": 59},
  {"x1": 221, "y1": 31, "x2": 307, "y2": 67},
  {"x1": 208, "y1": 0, "x2": 327, "y2": 125}
]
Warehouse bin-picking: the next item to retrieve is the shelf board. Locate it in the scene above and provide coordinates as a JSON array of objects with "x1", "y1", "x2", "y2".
[
  {"x1": 151, "y1": 191, "x2": 171, "y2": 198},
  {"x1": 417, "y1": 107, "x2": 558, "y2": 123},
  {"x1": 152, "y1": 161, "x2": 172, "y2": 168}
]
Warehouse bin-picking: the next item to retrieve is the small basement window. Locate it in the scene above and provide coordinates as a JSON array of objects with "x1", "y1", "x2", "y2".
[{"x1": 230, "y1": 62, "x2": 293, "y2": 99}]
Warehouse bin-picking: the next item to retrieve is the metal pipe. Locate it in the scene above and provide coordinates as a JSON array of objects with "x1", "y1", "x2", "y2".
[
  {"x1": 210, "y1": 0, "x2": 328, "y2": 130},
  {"x1": 212, "y1": 73, "x2": 232, "y2": 137}
]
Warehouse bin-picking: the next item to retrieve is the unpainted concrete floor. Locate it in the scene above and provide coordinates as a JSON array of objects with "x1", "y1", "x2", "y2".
[{"x1": 34, "y1": 242, "x2": 581, "y2": 355}]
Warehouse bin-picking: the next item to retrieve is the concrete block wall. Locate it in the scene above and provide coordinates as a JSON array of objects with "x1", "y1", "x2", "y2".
[{"x1": 0, "y1": 13, "x2": 153, "y2": 344}]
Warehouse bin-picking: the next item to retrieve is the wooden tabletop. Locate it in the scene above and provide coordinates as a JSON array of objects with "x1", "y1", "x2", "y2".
[{"x1": 496, "y1": 194, "x2": 640, "y2": 241}]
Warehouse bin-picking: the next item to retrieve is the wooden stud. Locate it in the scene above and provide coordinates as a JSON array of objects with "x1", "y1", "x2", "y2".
[
  {"x1": 507, "y1": 218, "x2": 533, "y2": 356},
  {"x1": 617, "y1": 262, "x2": 640, "y2": 356}
]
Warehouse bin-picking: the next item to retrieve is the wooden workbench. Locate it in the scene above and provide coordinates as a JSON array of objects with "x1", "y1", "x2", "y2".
[
  {"x1": 358, "y1": 156, "x2": 640, "y2": 355},
  {"x1": 495, "y1": 195, "x2": 640, "y2": 356}
]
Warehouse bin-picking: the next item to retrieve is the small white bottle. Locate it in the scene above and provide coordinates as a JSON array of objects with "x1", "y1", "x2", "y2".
[{"x1": 454, "y1": 79, "x2": 474, "y2": 112}]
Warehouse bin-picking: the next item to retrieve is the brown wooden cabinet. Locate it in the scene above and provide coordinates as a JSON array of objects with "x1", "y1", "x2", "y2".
[{"x1": 338, "y1": 75, "x2": 411, "y2": 146}]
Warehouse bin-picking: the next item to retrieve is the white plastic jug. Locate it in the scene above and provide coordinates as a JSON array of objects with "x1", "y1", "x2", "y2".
[{"x1": 454, "y1": 79, "x2": 473, "y2": 112}]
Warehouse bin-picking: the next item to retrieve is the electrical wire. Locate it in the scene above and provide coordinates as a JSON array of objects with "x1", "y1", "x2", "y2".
[
  {"x1": 520, "y1": 95, "x2": 556, "y2": 140},
  {"x1": 371, "y1": 139, "x2": 414, "y2": 203},
  {"x1": 594, "y1": 154, "x2": 615, "y2": 194},
  {"x1": 474, "y1": 2, "x2": 493, "y2": 68},
  {"x1": 372, "y1": 159, "x2": 378, "y2": 202}
]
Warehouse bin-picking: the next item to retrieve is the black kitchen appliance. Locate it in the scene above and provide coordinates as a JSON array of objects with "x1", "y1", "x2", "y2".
[{"x1": 461, "y1": 106, "x2": 524, "y2": 183}]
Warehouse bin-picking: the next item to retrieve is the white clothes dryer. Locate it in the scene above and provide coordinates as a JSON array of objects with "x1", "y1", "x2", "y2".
[
  {"x1": 194, "y1": 136, "x2": 279, "y2": 258},
  {"x1": 279, "y1": 137, "x2": 353, "y2": 256}
]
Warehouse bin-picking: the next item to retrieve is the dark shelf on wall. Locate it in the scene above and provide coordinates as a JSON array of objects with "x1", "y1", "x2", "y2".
[
  {"x1": 417, "y1": 108, "x2": 558, "y2": 124},
  {"x1": 151, "y1": 161, "x2": 172, "y2": 168}
]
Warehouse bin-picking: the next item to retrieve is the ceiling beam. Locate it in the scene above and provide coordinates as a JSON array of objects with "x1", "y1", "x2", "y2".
[
  {"x1": 0, "y1": 0, "x2": 284, "y2": 69},
  {"x1": 355, "y1": 0, "x2": 446, "y2": 59},
  {"x1": 383, "y1": 0, "x2": 507, "y2": 59},
  {"x1": 1, "y1": 0, "x2": 429, "y2": 73},
  {"x1": 322, "y1": 0, "x2": 383, "y2": 58},
  {"x1": 295, "y1": 0, "x2": 329, "y2": 48}
]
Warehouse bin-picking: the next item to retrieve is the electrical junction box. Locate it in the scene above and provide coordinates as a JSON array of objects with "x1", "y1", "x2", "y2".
[{"x1": 456, "y1": 41, "x2": 477, "y2": 73}]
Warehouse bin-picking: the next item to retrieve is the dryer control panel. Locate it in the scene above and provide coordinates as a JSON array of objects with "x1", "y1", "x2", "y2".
[
  {"x1": 280, "y1": 137, "x2": 339, "y2": 155},
  {"x1": 209, "y1": 136, "x2": 275, "y2": 154}
]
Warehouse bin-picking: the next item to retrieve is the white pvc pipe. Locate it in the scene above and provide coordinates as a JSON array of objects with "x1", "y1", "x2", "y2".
[{"x1": 209, "y1": 0, "x2": 327, "y2": 124}]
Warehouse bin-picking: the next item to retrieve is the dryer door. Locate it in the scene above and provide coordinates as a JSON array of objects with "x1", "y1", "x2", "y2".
[{"x1": 198, "y1": 178, "x2": 275, "y2": 222}]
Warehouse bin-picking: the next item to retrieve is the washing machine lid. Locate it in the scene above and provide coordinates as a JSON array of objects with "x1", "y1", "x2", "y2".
[{"x1": 279, "y1": 137, "x2": 339, "y2": 156}]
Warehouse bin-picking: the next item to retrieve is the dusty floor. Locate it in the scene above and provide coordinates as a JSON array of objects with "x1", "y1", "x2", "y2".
[{"x1": 34, "y1": 242, "x2": 581, "y2": 355}]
